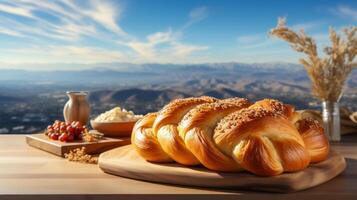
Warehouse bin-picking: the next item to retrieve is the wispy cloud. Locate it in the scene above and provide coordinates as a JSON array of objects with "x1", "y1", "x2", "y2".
[
  {"x1": 236, "y1": 34, "x2": 264, "y2": 44},
  {"x1": 0, "y1": 27, "x2": 24, "y2": 37},
  {"x1": 1, "y1": 45, "x2": 123, "y2": 64},
  {"x1": 120, "y1": 6, "x2": 210, "y2": 62},
  {"x1": 125, "y1": 29, "x2": 175, "y2": 58},
  {"x1": 188, "y1": 6, "x2": 209, "y2": 23},
  {"x1": 291, "y1": 21, "x2": 325, "y2": 31},
  {"x1": 0, "y1": 2, "x2": 209, "y2": 65},
  {"x1": 0, "y1": 3, "x2": 34, "y2": 18},
  {"x1": 122, "y1": 29, "x2": 208, "y2": 62},
  {"x1": 330, "y1": 5, "x2": 357, "y2": 21},
  {"x1": 62, "y1": 0, "x2": 127, "y2": 36},
  {"x1": 0, "y1": 0, "x2": 125, "y2": 41},
  {"x1": 181, "y1": 6, "x2": 209, "y2": 31},
  {"x1": 236, "y1": 33, "x2": 277, "y2": 49},
  {"x1": 170, "y1": 42, "x2": 208, "y2": 57}
]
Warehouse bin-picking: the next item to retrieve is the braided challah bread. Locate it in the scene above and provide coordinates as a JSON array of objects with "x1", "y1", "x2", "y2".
[{"x1": 131, "y1": 96, "x2": 329, "y2": 176}]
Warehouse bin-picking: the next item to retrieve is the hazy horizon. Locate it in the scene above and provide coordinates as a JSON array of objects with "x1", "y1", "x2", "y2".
[{"x1": 0, "y1": 61, "x2": 305, "y2": 71}]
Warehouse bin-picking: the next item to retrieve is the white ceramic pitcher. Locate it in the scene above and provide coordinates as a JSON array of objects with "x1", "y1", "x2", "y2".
[{"x1": 63, "y1": 91, "x2": 90, "y2": 125}]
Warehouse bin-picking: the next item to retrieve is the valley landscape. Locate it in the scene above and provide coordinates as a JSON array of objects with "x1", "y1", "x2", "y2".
[{"x1": 1, "y1": 62, "x2": 356, "y2": 134}]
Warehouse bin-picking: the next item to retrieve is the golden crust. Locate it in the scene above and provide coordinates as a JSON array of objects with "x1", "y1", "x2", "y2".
[
  {"x1": 296, "y1": 117, "x2": 322, "y2": 132},
  {"x1": 251, "y1": 99, "x2": 300, "y2": 122},
  {"x1": 179, "y1": 98, "x2": 251, "y2": 171},
  {"x1": 251, "y1": 99, "x2": 286, "y2": 112},
  {"x1": 157, "y1": 96, "x2": 217, "y2": 118},
  {"x1": 213, "y1": 107, "x2": 310, "y2": 176},
  {"x1": 295, "y1": 118, "x2": 330, "y2": 162},
  {"x1": 153, "y1": 96, "x2": 217, "y2": 165},
  {"x1": 153, "y1": 96, "x2": 217, "y2": 134},
  {"x1": 131, "y1": 96, "x2": 329, "y2": 176},
  {"x1": 214, "y1": 107, "x2": 278, "y2": 137},
  {"x1": 179, "y1": 98, "x2": 251, "y2": 134},
  {"x1": 131, "y1": 113, "x2": 172, "y2": 162}
]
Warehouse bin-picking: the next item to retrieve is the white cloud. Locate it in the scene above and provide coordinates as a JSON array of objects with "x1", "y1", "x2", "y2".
[
  {"x1": 147, "y1": 30, "x2": 174, "y2": 44},
  {"x1": 51, "y1": 46, "x2": 123, "y2": 63},
  {"x1": 236, "y1": 34, "x2": 264, "y2": 44},
  {"x1": 189, "y1": 6, "x2": 208, "y2": 22},
  {"x1": 1, "y1": 46, "x2": 124, "y2": 64},
  {"x1": 120, "y1": 6, "x2": 210, "y2": 62},
  {"x1": 0, "y1": 3, "x2": 34, "y2": 18},
  {"x1": 126, "y1": 41, "x2": 155, "y2": 59},
  {"x1": 170, "y1": 42, "x2": 208, "y2": 57},
  {"x1": 0, "y1": 1, "x2": 210, "y2": 65},
  {"x1": 0, "y1": 27, "x2": 23, "y2": 37},
  {"x1": 62, "y1": 0, "x2": 127, "y2": 36},
  {"x1": 236, "y1": 33, "x2": 278, "y2": 49},
  {"x1": 0, "y1": 0, "x2": 126, "y2": 41},
  {"x1": 88, "y1": 0, "x2": 126, "y2": 36},
  {"x1": 331, "y1": 5, "x2": 357, "y2": 21},
  {"x1": 126, "y1": 29, "x2": 174, "y2": 58},
  {"x1": 180, "y1": 6, "x2": 209, "y2": 31},
  {"x1": 291, "y1": 21, "x2": 325, "y2": 31},
  {"x1": 124, "y1": 29, "x2": 208, "y2": 62},
  {"x1": 17, "y1": 0, "x2": 80, "y2": 21}
]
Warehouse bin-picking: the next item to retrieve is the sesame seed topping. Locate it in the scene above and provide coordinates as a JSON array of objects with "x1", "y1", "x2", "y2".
[
  {"x1": 180, "y1": 98, "x2": 251, "y2": 124},
  {"x1": 214, "y1": 107, "x2": 278, "y2": 135},
  {"x1": 296, "y1": 117, "x2": 322, "y2": 132},
  {"x1": 159, "y1": 96, "x2": 217, "y2": 115}
]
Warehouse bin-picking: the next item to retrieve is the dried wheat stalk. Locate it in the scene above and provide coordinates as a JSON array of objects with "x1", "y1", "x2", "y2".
[{"x1": 270, "y1": 17, "x2": 357, "y2": 102}]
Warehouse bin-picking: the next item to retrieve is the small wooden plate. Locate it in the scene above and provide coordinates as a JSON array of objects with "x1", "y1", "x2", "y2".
[
  {"x1": 26, "y1": 133, "x2": 130, "y2": 157},
  {"x1": 99, "y1": 145, "x2": 346, "y2": 193},
  {"x1": 90, "y1": 120, "x2": 137, "y2": 137}
]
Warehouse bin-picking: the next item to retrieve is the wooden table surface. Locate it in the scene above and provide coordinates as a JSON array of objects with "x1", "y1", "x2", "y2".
[{"x1": 0, "y1": 134, "x2": 357, "y2": 200}]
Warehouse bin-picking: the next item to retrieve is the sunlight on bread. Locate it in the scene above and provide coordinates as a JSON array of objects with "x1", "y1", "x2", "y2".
[{"x1": 131, "y1": 96, "x2": 330, "y2": 176}]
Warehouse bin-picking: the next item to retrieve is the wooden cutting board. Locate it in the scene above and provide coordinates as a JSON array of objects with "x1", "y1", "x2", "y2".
[
  {"x1": 98, "y1": 145, "x2": 346, "y2": 193},
  {"x1": 26, "y1": 133, "x2": 130, "y2": 157}
]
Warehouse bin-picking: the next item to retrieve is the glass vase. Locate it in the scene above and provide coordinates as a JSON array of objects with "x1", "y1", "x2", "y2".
[{"x1": 321, "y1": 101, "x2": 341, "y2": 142}]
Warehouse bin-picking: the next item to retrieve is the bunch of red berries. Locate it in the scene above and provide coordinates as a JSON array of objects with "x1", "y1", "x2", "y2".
[{"x1": 45, "y1": 120, "x2": 87, "y2": 142}]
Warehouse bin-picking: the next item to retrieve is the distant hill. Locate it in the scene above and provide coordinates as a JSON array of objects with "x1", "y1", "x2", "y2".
[
  {"x1": 90, "y1": 88, "x2": 189, "y2": 103},
  {"x1": 244, "y1": 80, "x2": 309, "y2": 94},
  {"x1": 0, "y1": 62, "x2": 306, "y2": 84},
  {"x1": 0, "y1": 95, "x2": 23, "y2": 103},
  {"x1": 86, "y1": 77, "x2": 318, "y2": 114},
  {"x1": 1, "y1": 67, "x2": 356, "y2": 134}
]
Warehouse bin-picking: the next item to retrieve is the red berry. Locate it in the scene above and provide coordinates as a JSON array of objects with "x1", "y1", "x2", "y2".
[
  {"x1": 50, "y1": 133, "x2": 59, "y2": 140},
  {"x1": 44, "y1": 120, "x2": 87, "y2": 141},
  {"x1": 59, "y1": 133, "x2": 68, "y2": 142},
  {"x1": 60, "y1": 125, "x2": 66, "y2": 132},
  {"x1": 67, "y1": 134, "x2": 74, "y2": 142},
  {"x1": 74, "y1": 128, "x2": 82, "y2": 135},
  {"x1": 66, "y1": 126, "x2": 75, "y2": 134}
]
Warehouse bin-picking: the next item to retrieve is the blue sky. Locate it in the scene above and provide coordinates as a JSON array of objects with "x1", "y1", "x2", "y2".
[{"x1": 0, "y1": 0, "x2": 356, "y2": 69}]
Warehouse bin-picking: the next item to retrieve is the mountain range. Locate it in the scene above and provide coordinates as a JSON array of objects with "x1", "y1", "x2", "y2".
[{"x1": 0, "y1": 62, "x2": 356, "y2": 134}]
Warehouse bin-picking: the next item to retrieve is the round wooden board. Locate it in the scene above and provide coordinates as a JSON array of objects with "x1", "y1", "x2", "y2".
[{"x1": 98, "y1": 145, "x2": 346, "y2": 193}]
